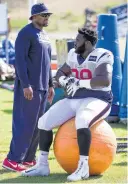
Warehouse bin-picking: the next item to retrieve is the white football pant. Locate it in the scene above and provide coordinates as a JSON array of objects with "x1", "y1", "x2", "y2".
[{"x1": 38, "y1": 97, "x2": 111, "y2": 130}]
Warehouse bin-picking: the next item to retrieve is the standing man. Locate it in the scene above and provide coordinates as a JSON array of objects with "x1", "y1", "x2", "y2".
[{"x1": 2, "y1": 3, "x2": 54, "y2": 172}]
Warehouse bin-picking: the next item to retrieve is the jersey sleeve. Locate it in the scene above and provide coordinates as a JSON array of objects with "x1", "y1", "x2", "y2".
[
  {"x1": 15, "y1": 30, "x2": 30, "y2": 88},
  {"x1": 66, "y1": 48, "x2": 75, "y2": 66},
  {"x1": 96, "y1": 51, "x2": 114, "y2": 68}
]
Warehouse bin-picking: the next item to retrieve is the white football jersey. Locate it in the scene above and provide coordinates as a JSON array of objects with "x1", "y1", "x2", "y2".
[{"x1": 66, "y1": 48, "x2": 114, "y2": 91}]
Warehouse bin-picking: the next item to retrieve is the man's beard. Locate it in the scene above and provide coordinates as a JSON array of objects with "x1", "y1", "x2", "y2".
[
  {"x1": 75, "y1": 43, "x2": 85, "y2": 54},
  {"x1": 36, "y1": 21, "x2": 48, "y2": 28}
]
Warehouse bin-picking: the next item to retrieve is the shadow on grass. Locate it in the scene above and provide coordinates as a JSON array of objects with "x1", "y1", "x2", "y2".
[
  {"x1": 0, "y1": 173, "x2": 68, "y2": 183},
  {"x1": 0, "y1": 169, "x2": 13, "y2": 174},
  {"x1": 113, "y1": 161, "x2": 127, "y2": 166},
  {"x1": 0, "y1": 170, "x2": 103, "y2": 183},
  {"x1": 2, "y1": 109, "x2": 12, "y2": 114}
]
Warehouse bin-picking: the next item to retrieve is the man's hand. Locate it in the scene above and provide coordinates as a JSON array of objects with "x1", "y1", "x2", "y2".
[
  {"x1": 59, "y1": 76, "x2": 76, "y2": 88},
  {"x1": 23, "y1": 86, "x2": 33, "y2": 100},
  {"x1": 48, "y1": 87, "x2": 55, "y2": 105},
  {"x1": 66, "y1": 79, "x2": 80, "y2": 97}
]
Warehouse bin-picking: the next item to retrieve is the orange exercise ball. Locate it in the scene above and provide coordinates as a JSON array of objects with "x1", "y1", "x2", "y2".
[{"x1": 54, "y1": 118, "x2": 117, "y2": 175}]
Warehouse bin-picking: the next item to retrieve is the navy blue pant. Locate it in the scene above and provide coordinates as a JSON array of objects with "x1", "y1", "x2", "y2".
[{"x1": 7, "y1": 80, "x2": 48, "y2": 162}]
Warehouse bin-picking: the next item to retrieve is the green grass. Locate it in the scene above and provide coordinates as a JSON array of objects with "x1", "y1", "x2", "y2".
[
  {"x1": 11, "y1": 13, "x2": 85, "y2": 32},
  {"x1": 11, "y1": 19, "x2": 28, "y2": 29},
  {"x1": 0, "y1": 88, "x2": 127, "y2": 183}
]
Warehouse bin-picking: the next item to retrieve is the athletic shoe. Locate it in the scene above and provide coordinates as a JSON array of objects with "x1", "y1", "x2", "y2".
[
  {"x1": 21, "y1": 163, "x2": 50, "y2": 177},
  {"x1": 67, "y1": 160, "x2": 89, "y2": 181},
  {"x1": 22, "y1": 160, "x2": 36, "y2": 167},
  {"x1": 2, "y1": 158, "x2": 27, "y2": 172}
]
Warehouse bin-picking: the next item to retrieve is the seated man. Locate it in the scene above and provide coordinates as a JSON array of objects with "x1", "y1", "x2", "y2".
[{"x1": 22, "y1": 28, "x2": 114, "y2": 182}]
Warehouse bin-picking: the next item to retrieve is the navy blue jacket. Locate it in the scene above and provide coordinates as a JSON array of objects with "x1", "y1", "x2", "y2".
[{"x1": 15, "y1": 23, "x2": 53, "y2": 90}]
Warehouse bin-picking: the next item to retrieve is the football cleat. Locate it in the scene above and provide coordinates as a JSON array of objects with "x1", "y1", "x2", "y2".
[
  {"x1": 21, "y1": 163, "x2": 50, "y2": 177},
  {"x1": 67, "y1": 160, "x2": 89, "y2": 181}
]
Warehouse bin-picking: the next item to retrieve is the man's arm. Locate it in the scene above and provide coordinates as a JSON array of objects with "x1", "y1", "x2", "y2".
[
  {"x1": 56, "y1": 63, "x2": 72, "y2": 83},
  {"x1": 91, "y1": 63, "x2": 112, "y2": 89},
  {"x1": 55, "y1": 63, "x2": 73, "y2": 88},
  {"x1": 15, "y1": 30, "x2": 30, "y2": 88}
]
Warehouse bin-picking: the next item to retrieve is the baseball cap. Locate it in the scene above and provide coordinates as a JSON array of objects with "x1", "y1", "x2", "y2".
[{"x1": 29, "y1": 3, "x2": 52, "y2": 20}]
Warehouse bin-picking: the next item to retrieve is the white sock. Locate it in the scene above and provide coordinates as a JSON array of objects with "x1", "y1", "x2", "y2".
[
  {"x1": 80, "y1": 155, "x2": 89, "y2": 163},
  {"x1": 37, "y1": 151, "x2": 49, "y2": 166}
]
